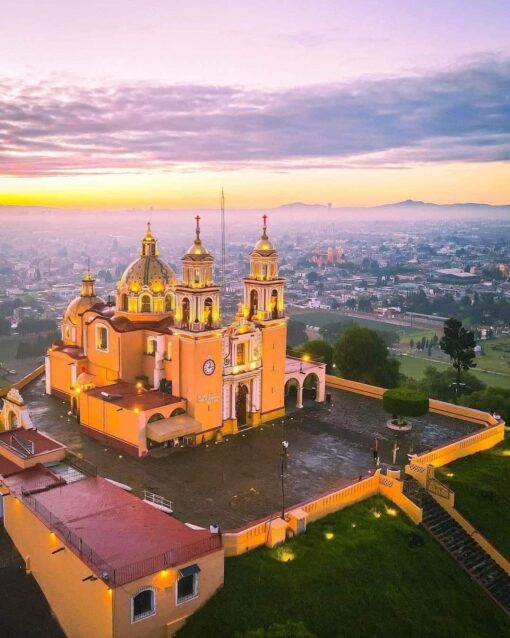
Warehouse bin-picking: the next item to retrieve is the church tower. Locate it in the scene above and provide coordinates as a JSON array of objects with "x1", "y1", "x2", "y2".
[
  {"x1": 173, "y1": 217, "x2": 223, "y2": 431},
  {"x1": 243, "y1": 215, "x2": 287, "y2": 421}
]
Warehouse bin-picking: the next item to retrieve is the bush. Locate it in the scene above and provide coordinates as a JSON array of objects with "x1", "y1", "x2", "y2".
[{"x1": 383, "y1": 387, "x2": 429, "y2": 424}]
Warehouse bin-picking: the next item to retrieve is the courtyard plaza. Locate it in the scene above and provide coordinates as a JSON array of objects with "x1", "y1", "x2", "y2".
[{"x1": 21, "y1": 377, "x2": 478, "y2": 529}]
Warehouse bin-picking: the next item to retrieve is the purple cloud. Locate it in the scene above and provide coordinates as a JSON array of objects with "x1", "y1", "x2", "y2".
[{"x1": 0, "y1": 59, "x2": 509, "y2": 176}]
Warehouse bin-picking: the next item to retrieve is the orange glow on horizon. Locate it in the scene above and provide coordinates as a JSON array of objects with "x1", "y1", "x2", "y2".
[{"x1": 1, "y1": 162, "x2": 509, "y2": 208}]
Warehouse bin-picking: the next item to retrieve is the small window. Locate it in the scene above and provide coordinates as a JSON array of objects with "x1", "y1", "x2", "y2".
[
  {"x1": 177, "y1": 568, "x2": 199, "y2": 604},
  {"x1": 147, "y1": 337, "x2": 157, "y2": 356},
  {"x1": 236, "y1": 343, "x2": 245, "y2": 366},
  {"x1": 132, "y1": 588, "x2": 155, "y2": 622},
  {"x1": 166, "y1": 342, "x2": 172, "y2": 361},
  {"x1": 96, "y1": 325, "x2": 108, "y2": 351},
  {"x1": 141, "y1": 295, "x2": 151, "y2": 313}
]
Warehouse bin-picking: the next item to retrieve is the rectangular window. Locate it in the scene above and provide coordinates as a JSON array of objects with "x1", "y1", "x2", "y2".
[
  {"x1": 147, "y1": 337, "x2": 157, "y2": 356},
  {"x1": 166, "y1": 342, "x2": 172, "y2": 361},
  {"x1": 176, "y1": 566, "x2": 199, "y2": 604},
  {"x1": 236, "y1": 343, "x2": 245, "y2": 366},
  {"x1": 96, "y1": 325, "x2": 108, "y2": 351}
]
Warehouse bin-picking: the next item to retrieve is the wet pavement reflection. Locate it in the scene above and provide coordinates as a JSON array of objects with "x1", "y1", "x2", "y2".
[{"x1": 22, "y1": 379, "x2": 478, "y2": 528}]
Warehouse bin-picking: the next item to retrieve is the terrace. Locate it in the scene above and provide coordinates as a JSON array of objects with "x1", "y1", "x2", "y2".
[{"x1": 21, "y1": 376, "x2": 479, "y2": 529}]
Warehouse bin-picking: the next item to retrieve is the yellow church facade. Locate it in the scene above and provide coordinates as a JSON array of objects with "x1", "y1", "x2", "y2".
[{"x1": 45, "y1": 216, "x2": 293, "y2": 456}]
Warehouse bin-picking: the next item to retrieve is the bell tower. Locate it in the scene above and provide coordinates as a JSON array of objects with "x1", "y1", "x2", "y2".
[
  {"x1": 175, "y1": 216, "x2": 221, "y2": 331},
  {"x1": 243, "y1": 215, "x2": 287, "y2": 422},
  {"x1": 173, "y1": 217, "x2": 223, "y2": 433}
]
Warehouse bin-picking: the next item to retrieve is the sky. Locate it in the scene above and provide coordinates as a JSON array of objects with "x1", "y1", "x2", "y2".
[{"x1": 1, "y1": 0, "x2": 509, "y2": 208}]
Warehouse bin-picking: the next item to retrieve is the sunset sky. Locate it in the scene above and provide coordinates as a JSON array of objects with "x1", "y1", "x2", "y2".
[{"x1": 1, "y1": 0, "x2": 509, "y2": 208}]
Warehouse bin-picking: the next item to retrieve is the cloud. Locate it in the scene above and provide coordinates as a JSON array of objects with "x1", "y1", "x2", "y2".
[{"x1": 0, "y1": 59, "x2": 509, "y2": 176}]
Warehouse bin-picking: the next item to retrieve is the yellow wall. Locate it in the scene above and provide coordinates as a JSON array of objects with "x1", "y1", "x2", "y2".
[
  {"x1": 2, "y1": 492, "x2": 113, "y2": 638},
  {"x1": 112, "y1": 550, "x2": 224, "y2": 638},
  {"x1": 260, "y1": 322, "x2": 286, "y2": 418},
  {"x1": 177, "y1": 332, "x2": 223, "y2": 430},
  {"x1": 49, "y1": 352, "x2": 76, "y2": 397}
]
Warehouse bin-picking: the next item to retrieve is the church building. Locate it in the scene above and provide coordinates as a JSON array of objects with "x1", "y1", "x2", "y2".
[{"x1": 45, "y1": 216, "x2": 325, "y2": 456}]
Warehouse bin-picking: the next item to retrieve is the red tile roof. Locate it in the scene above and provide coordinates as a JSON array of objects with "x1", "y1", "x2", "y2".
[
  {"x1": 0, "y1": 456, "x2": 22, "y2": 477},
  {"x1": 0, "y1": 428, "x2": 66, "y2": 457},
  {"x1": 13, "y1": 476, "x2": 220, "y2": 585},
  {"x1": 4, "y1": 464, "x2": 65, "y2": 493},
  {"x1": 85, "y1": 382, "x2": 181, "y2": 411}
]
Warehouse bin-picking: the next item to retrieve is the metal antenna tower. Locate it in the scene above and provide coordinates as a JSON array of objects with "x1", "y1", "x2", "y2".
[{"x1": 220, "y1": 187, "x2": 226, "y2": 288}]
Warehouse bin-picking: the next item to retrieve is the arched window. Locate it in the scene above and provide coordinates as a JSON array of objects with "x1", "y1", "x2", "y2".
[
  {"x1": 263, "y1": 264, "x2": 268, "y2": 280},
  {"x1": 271, "y1": 289, "x2": 278, "y2": 319},
  {"x1": 96, "y1": 325, "x2": 108, "y2": 351},
  {"x1": 194, "y1": 269, "x2": 200, "y2": 285},
  {"x1": 165, "y1": 293, "x2": 174, "y2": 313},
  {"x1": 249, "y1": 289, "x2": 258, "y2": 320},
  {"x1": 147, "y1": 413, "x2": 164, "y2": 423},
  {"x1": 141, "y1": 295, "x2": 151, "y2": 313},
  {"x1": 131, "y1": 588, "x2": 155, "y2": 623},
  {"x1": 182, "y1": 298, "x2": 190, "y2": 327},
  {"x1": 121, "y1": 294, "x2": 128, "y2": 311},
  {"x1": 204, "y1": 298, "x2": 213, "y2": 329}
]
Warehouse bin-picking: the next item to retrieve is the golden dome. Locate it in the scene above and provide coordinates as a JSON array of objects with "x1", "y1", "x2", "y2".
[
  {"x1": 119, "y1": 224, "x2": 177, "y2": 291},
  {"x1": 120, "y1": 255, "x2": 176, "y2": 291},
  {"x1": 64, "y1": 269, "x2": 104, "y2": 325},
  {"x1": 252, "y1": 214, "x2": 276, "y2": 254},
  {"x1": 64, "y1": 294, "x2": 104, "y2": 325}
]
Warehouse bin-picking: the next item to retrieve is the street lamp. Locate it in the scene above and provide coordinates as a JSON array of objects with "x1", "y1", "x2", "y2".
[{"x1": 280, "y1": 440, "x2": 289, "y2": 520}]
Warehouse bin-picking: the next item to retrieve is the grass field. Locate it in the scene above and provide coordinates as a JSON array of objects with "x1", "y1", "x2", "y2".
[
  {"x1": 437, "y1": 434, "x2": 510, "y2": 560},
  {"x1": 178, "y1": 496, "x2": 509, "y2": 638},
  {"x1": 397, "y1": 353, "x2": 510, "y2": 389}
]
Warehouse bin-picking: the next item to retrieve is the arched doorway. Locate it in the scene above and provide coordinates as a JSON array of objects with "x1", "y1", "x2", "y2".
[
  {"x1": 249, "y1": 289, "x2": 258, "y2": 320},
  {"x1": 235, "y1": 384, "x2": 249, "y2": 427},
  {"x1": 284, "y1": 378, "x2": 300, "y2": 408},
  {"x1": 303, "y1": 373, "x2": 319, "y2": 404}
]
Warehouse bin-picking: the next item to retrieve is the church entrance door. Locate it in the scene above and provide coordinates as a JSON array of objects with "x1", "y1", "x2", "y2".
[{"x1": 236, "y1": 384, "x2": 249, "y2": 427}]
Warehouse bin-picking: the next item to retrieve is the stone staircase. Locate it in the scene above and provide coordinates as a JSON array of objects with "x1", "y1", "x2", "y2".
[{"x1": 403, "y1": 477, "x2": 510, "y2": 615}]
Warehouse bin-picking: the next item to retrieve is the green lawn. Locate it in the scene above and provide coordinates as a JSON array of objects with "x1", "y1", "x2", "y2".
[
  {"x1": 437, "y1": 434, "x2": 510, "y2": 560},
  {"x1": 288, "y1": 309, "x2": 424, "y2": 335},
  {"x1": 178, "y1": 497, "x2": 509, "y2": 638},
  {"x1": 477, "y1": 336, "x2": 510, "y2": 376},
  {"x1": 397, "y1": 354, "x2": 510, "y2": 389}
]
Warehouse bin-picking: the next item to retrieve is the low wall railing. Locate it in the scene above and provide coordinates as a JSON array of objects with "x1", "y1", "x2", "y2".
[
  {"x1": 0, "y1": 364, "x2": 45, "y2": 398},
  {"x1": 20, "y1": 491, "x2": 222, "y2": 586}
]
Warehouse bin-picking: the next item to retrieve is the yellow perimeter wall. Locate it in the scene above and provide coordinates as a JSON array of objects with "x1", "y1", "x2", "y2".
[
  {"x1": 1, "y1": 492, "x2": 113, "y2": 638},
  {"x1": 222, "y1": 376, "x2": 505, "y2": 557}
]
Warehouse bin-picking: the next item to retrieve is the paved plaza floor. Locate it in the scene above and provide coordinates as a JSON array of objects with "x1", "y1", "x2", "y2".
[{"x1": 22, "y1": 378, "x2": 478, "y2": 528}]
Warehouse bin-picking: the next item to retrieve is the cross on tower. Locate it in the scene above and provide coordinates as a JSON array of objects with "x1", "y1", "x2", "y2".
[
  {"x1": 195, "y1": 215, "x2": 201, "y2": 239},
  {"x1": 263, "y1": 214, "x2": 267, "y2": 228}
]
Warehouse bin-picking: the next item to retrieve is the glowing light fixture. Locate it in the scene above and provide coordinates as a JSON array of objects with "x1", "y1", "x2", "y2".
[
  {"x1": 385, "y1": 507, "x2": 398, "y2": 517},
  {"x1": 325, "y1": 532, "x2": 334, "y2": 540}
]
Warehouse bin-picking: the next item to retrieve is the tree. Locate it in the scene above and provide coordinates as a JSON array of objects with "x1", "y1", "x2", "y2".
[
  {"x1": 409, "y1": 338, "x2": 414, "y2": 349},
  {"x1": 345, "y1": 298, "x2": 356, "y2": 310},
  {"x1": 357, "y1": 297, "x2": 372, "y2": 313},
  {"x1": 17, "y1": 319, "x2": 58, "y2": 334},
  {"x1": 439, "y1": 318, "x2": 477, "y2": 392},
  {"x1": 333, "y1": 326, "x2": 400, "y2": 388},
  {"x1": 417, "y1": 366, "x2": 485, "y2": 402},
  {"x1": 287, "y1": 319, "x2": 308, "y2": 348},
  {"x1": 299, "y1": 340, "x2": 334, "y2": 373},
  {"x1": 383, "y1": 388, "x2": 429, "y2": 426}
]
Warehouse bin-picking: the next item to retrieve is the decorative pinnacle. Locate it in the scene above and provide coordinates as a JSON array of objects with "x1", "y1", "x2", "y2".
[
  {"x1": 262, "y1": 214, "x2": 268, "y2": 239},
  {"x1": 145, "y1": 221, "x2": 153, "y2": 239},
  {"x1": 195, "y1": 215, "x2": 201, "y2": 242}
]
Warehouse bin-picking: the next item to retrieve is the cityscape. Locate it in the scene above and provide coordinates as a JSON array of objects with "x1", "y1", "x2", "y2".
[{"x1": 1, "y1": 2, "x2": 509, "y2": 638}]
